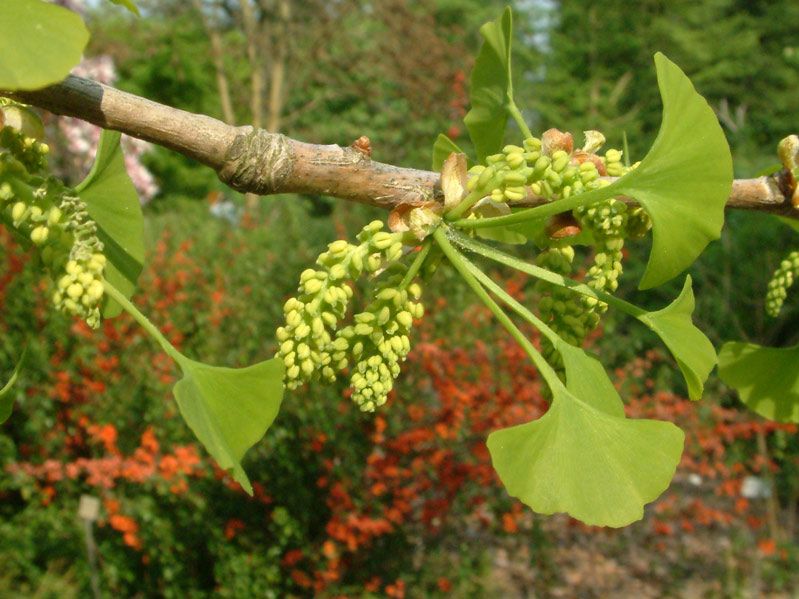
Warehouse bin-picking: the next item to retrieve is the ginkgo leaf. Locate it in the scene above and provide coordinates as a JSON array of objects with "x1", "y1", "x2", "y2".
[
  {"x1": 617, "y1": 53, "x2": 733, "y2": 289},
  {"x1": 637, "y1": 276, "x2": 716, "y2": 400},
  {"x1": 463, "y1": 7, "x2": 513, "y2": 162},
  {"x1": 173, "y1": 357, "x2": 285, "y2": 494},
  {"x1": 435, "y1": 229, "x2": 684, "y2": 527},
  {"x1": 0, "y1": 347, "x2": 27, "y2": 424},
  {"x1": 718, "y1": 342, "x2": 799, "y2": 423},
  {"x1": 487, "y1": 387, "x2": 684, "y2": 527},
  {"x1": 454, "y1": 53, "x2": 732, "y2": 289},
  {"x1": 0, "y1": 0, "x2": 89, "y2": 91},
  {"x1": 432, "y1": 134, "x2": 466, "y2": 171},
  {"x1": 77, "y1": 130, "x2": 145, "y2": 318},
  {"x1": 557, "y1": 343, "x2": 626, "y2": 417}
]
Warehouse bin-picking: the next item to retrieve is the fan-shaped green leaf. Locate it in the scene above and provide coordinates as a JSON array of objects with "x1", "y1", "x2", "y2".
[
  {"x1": 463, "y1": 7, "x2": 512, "y2": 162},
  {"x1": 76, "y1": 130, "x2": 144, "y2": 318},
  {"x1": 616, "y1": 53, "x2": 732, "y2": 289},
  {"x1": 638, "y1": 276, "x2": 716, "y2": 400},
  {"x1": 718, "y1": 342, "x2": 799, "y2": 423},
  {"x1": 0, "y1": 0, "x2": 89, "y2": 91},
  {"x1": 435, "y1": 229, "x2": 684, "y2": 527},
  {"x1": 432, "y1": 134, "x2": 465, "y2": 171},
  {"x1": 0, "y1": 347, "x2": 27, "y2": 424},
  {"x1": 487, "y1": 386, "x2": 684, "y2": 527},
  {"x1": 173, "y1": 357, "x2": 285, "y2": 494},
  {"x1": 557, "y1": 344, "x2": 625, "y2": 417},
  {"x1": 454, "y1": 53, "x2": 732, "y2": 289}
]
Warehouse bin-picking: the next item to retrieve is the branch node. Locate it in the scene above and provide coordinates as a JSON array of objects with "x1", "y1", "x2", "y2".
[
  {"x1": 218, "y1": 127, "x2": 292, "y2": 194},
  {"x1": 350, "y1": 135, "x2": 372, "y2": 158}
]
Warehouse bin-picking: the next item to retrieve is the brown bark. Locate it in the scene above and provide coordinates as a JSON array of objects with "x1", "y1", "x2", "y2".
[{"x1": 4, "y1": 75, "x2": 797, "y2": 219}]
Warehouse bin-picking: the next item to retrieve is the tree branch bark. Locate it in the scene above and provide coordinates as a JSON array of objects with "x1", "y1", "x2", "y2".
[{"x1": 4, "y1": 75, "x2": 797, "y2": 218}]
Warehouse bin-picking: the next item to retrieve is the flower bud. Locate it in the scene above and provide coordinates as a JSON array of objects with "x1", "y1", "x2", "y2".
[
  {"x1": 506, "y1": 152, "x2": 524, "y2": 168},
  {"x1": 47, "y1": 207, "x2": 62, "y2": 226},
  {"x1": 67, "y1": 283, "x2": 83, "y2": 300},
  {"x1": 533, "y1": 155, "x2": 551, "y2": 175},
  {"x1": 371, "y1": 231, "x2": 394, "y2": 250},
  {"x1": 30, "y1": 225, "x2": 49, "y2": 245},
  {"x1": 551, "y1": 151, "x2": 570, "y2": 173},
  {"x1": 503, "y1": 171, "x2": 527, "y2": 186},
  {"x1": 87, "y1": 280, "x2": 104, "y2": 301},
  {"x1": 303, "y1": 278, "x2": 323, "y2": 294},
  {"x1": 11, "y1": 202, "x2": 26, "y2": 223},
  {"x1": 328, "y1": 239, "x2": 349, "y2": 254}
]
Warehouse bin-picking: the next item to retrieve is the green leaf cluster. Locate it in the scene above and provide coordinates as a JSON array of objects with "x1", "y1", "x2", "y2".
[
  {"x1": 427, "y1": 7, "x2": 733, "y2": 526},
  {"x1": 455, "y1": 52, "x2": 732, "y2": 291}
]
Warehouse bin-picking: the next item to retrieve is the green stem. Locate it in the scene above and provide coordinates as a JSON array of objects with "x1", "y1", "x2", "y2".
[
  {"x1": 445, "y1": 187, "x2": 486, "y2": 221},
  {"x1": 458, "y1": 254, "x2": 559, "y2": 345},
  {"x1": 450, "y1": 180, "x2": 621, "y2": 230},
  {"x1": 399, "y1": 241, "x2": 431, "y2": 289},
  {"x1": 447, "y1": 230, "x2": 646, "y2": 318},
  {"x1": 5, "y1": 176, "x2": 36, "y2": 205},
  {"x1": 102, "y1": 280, "x2": 185, "y2": 364},
  {"x1": 433, "y1": 227, "x2": 562, "y2": 389},
  {"x1": 507, "y1": 101, "x2": 533, "y2": 140}
]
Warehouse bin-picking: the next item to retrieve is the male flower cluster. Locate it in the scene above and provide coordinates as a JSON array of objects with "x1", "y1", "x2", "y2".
[
  {"x1": 766, "y1": 251, "x2": 799, "y2": 317},
  {"x1": 464, "y1": 130, "x2": 610, "y2": 205},
  {"x1": 276, "y1": 221, "x2": 408, "y2": 395},
  {"x1": 1, "y1": 123, "x2": 107, "y2": 329},
  {"x1": 335, "y1": 271, "x2": 423, "y2": 412}
]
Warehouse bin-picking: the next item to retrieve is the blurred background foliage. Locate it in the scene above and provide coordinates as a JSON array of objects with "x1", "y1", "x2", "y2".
[{"x1": 2, "y1": 0, "x2": 799, "y2": 596}]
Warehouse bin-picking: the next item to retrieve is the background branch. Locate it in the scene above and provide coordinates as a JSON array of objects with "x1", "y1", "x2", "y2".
[{"x1": 4, "y1": 75, "x2": 797, "y2": 217}]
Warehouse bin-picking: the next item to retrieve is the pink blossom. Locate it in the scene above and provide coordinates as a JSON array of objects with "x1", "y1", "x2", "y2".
[{"x1": 50, "y1": 2, "x2": 158, "y2": 203}]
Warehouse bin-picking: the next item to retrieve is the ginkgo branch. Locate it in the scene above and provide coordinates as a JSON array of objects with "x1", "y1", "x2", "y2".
[{"x1": 3, "y1": 75, "x2": 796, "y2": 218}]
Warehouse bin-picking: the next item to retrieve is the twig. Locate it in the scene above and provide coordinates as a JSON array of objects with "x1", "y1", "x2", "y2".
[{"x1": 4, "y1": 76, "x2": 797, "y2": 218}]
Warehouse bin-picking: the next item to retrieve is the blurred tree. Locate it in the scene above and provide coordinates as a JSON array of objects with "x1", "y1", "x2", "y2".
[
  {"x1": 535, "y1": 0, "x2": 799, "y2": 170},
  {"x1": 653, "y1": 0, "x2": 799, "y2": 174},
  {"x1": 88, "y1": 0, "x2": 543, "y2": 195},
  {"x1": 531, "y1": 0, "x2": 664, "y2": 157}
]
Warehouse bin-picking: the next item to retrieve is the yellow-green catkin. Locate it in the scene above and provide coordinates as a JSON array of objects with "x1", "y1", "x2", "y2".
[
  {"x1": 1, "y1": 125, "x2": 107, "y2": 329},
  {"x1": 535, "y1": 246, "x2": 586, "y2": 371},
  {"x1": 766, "y1": 251, "x2": 799, "y2": 317},
  {"x1": 276, "y1": 220, "x2": 404, "y2": 390},
  {"x1": 336, "y1": 270, "x2": 423, "y2": 412},
  {"x1": 524, "y1": 135, "x2": 647, "y2": 365}
]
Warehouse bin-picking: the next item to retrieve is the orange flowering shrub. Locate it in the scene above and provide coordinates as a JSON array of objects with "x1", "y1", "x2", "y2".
[{"x1": 1, "y1": 208, "x2": 798, "y2": 596}]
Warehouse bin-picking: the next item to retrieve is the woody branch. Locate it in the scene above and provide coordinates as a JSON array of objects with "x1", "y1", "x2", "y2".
[{"x1": 4, "y1": 75, "x2": 797, "y2": 218}]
